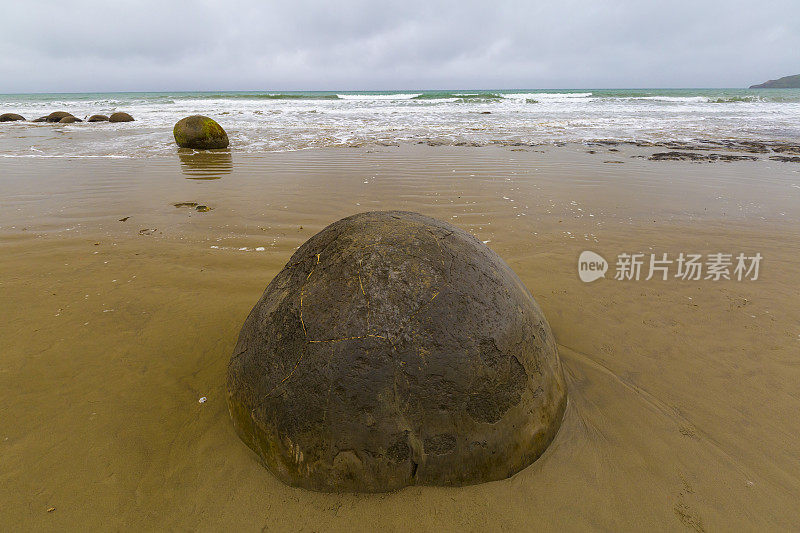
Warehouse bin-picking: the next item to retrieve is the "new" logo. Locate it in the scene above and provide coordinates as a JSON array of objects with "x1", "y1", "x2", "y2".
[{"x1": 578, "y1": 251, "x2": 608, "y2": 282}]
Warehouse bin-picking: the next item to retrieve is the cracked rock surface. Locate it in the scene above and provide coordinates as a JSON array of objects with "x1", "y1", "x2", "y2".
[{"x1": 227, "y1": 211, "x2": 567, "y2": 492}]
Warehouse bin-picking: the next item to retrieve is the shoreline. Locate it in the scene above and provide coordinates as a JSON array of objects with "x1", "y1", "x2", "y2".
[{"x1": 2, "y1": 136, "x2": 800, "y2": 167}]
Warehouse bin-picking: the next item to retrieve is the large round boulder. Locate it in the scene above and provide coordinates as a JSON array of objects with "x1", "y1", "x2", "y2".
[
  {"x1": 108, "y1": 112, "x2": 134, "y2": 122},
  {"x1": 0, "y1": 113, "x2": 25, "y2": 122},
  {"x1": 46, "y1": 111, "x2": 74, "y2": 122},
  {"x1": 59, "y1": 116, "x2": 82, "y2": 123},
  {"x1": 173, "y1": 115, "x2": 229, "y2": 149},
  {"x1": 88, "y1": 114, "x2": 109, "y2": 122},
  {"x1": 227, "y1": 211, "x2": 567, "y2": 492}
]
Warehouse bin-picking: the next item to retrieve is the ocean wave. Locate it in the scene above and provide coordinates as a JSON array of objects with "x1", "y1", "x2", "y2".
[
  {"x1": 632, "y1": 96, "x2": 709, "y2": 103},
  {"x1": 502, "y1": 92, "x2": 593, "y2": 100},
  {"x1": 580, "y1": 91, "x2": 800, "y2": 103},
  {"x1": 412, "y1": 92, "x2": 503, "y2": 101},
  {"x1": 336, "y1": 93, "x2": 422, "y2": 100},
  {"x1": 3, "y1": 88, "x2": 800, "y2": 157},
  {"x1": 709, "y1": 96, "x2": 762, "y2": 103},
  {"x1": 182, "y1": 93, "x2": 340, "y2": 100},
  {"x1": 759, "y1": 94, "x2": 800, "y2": 103},
  {"x1": 706, "y1": 95, "x2": 800, "y2": 103},
  {"x1": 456, "y1": 93, "x2": 504, "y2": 101}
]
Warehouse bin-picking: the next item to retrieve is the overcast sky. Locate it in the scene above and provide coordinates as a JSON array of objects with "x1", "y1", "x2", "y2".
[{"x1": 1, "y1": 0, "x2": 798, "y2": 92}]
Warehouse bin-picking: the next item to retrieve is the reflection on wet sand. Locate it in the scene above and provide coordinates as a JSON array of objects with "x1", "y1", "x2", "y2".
[{"x1": 178, "y1": 149, "x2": 233, "y2": 180}]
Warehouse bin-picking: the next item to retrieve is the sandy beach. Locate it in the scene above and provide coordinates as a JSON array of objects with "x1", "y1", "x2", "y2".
[{"x1": 1, "y1": 144, "x2": 799, "y2": 530}]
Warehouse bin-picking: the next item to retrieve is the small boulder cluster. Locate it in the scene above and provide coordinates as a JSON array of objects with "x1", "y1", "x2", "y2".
[
  {"x1": 3, "y1": 111, "x2": 230, "y2": 150},
  {"x1": 1, "y1": 111, "x2": 134, "y2": 123}
]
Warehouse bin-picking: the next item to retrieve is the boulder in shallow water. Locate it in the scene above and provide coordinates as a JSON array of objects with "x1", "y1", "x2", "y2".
[
  {"x1": 0, "y1": 113, "x2": 25, "y2": 122},
  {"x1": 88, "y1": 114, "x2": 109, "y2": 122},
  {"x1": 173, "y1": 115, "x2": 229, "y2": 149},
  {"x1": 46, "y1": 111, "x2": 74, "y2": 122},
  {"x1": 58, "y1": 116, "x2": 82, "y2": 123},
  {"x1": 108, "y1": 112, "x2": 134, "y2": 122},
  {"x1": 227, "y1": 211, "x2": 567, "y2": 492},
  {"x1": 33, "y1": 117, "x2": 49, "y2": 122}
]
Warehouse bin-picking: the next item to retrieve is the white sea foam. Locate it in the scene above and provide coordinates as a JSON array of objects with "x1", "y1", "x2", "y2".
[
  {"x1": 632, "y1": 96, "x2": 709, "y2": 102},
  {"x1": 335, "y1": 93, "x2": 422, "y2": 100},
  {"x1": 1, "y1": 90, "x2": 798, "y2": 157},
  {"x1": 502, "y1": 92, "x2": 593, "y2": 100}
]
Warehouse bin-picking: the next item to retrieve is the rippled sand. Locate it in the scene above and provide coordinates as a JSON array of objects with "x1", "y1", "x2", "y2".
[{"x1": 1, "y1": 145, "x2": 799, "y2": 530}]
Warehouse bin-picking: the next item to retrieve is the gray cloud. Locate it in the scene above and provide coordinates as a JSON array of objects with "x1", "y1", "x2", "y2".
[{"x1": 1, "y1": 0, "x2": 798, "y2": 92}]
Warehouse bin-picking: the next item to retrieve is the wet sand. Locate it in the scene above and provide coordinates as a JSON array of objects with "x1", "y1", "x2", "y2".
[{"x1": 1, "y1": 145, "x2": 799, "y2": 531}]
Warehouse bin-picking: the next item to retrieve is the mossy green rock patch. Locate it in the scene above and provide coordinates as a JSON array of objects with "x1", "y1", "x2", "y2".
[
  {"x1": 173, "y1": 115, "x2": 229, "y2": 149},
  {"x1": 227, "y1": 211, "x2": 567, "y2": 492}
]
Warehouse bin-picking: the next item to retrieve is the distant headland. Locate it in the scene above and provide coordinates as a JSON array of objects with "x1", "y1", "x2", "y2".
[{"x1": 750, "y1": 74, "x2": 800, "y2": 89}]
